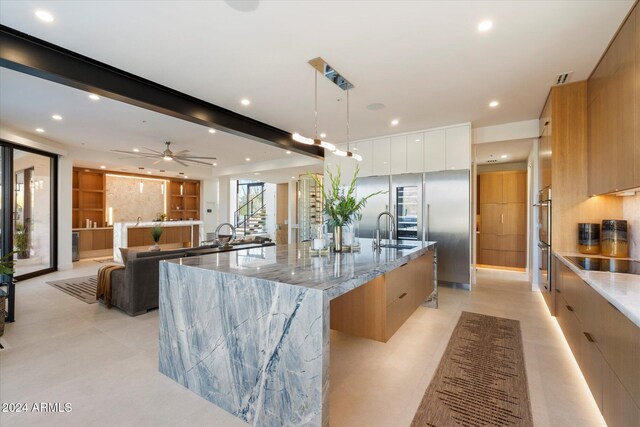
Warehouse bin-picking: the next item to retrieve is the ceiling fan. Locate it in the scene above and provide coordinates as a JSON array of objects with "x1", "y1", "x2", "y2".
[{"x1": 112, "y1": 141, "x2": 217, "y2": 167}]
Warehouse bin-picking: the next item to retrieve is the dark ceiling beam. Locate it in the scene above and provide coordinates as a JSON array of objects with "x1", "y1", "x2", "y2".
[{"x1": 0, "y1": 25, "x2": 323, "y2": 159}]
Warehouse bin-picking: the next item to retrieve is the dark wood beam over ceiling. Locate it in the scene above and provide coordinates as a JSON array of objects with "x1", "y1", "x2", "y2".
[{"x1": 0, "y1": 25, "x2": 323, "y2": 159}]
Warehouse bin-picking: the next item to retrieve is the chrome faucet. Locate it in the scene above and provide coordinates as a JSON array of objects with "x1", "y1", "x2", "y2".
[
  {"x1": 373, "y1": 211, "x2": 395, "y2": 249},
  {"x1": 215, "y1": 222, "x2": 236, "y2": 247}
]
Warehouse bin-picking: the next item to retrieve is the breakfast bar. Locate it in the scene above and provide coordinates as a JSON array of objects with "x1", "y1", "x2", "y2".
[{"x1": 158, "y1": 239, "x2": 437, "y2": 427}]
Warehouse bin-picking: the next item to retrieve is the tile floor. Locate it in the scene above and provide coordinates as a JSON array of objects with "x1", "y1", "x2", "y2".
[{"x1": 0, "y1": 263, "x2": 605, "y2": 427}]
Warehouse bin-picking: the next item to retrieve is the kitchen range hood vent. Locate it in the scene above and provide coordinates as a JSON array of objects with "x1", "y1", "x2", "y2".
[{"x1": 553, "y1": 72, "x2": 573, "y2": 85}]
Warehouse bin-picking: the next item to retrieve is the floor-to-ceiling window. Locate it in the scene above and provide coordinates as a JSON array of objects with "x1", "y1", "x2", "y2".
[{"x1": 1, "y1": 141, "x2": 57, "y2": 280}]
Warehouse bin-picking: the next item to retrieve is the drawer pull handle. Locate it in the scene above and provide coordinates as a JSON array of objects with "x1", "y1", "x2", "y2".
[
  {"x1": 583, "y1": 332, "x2": 595, "y2": 343},
  {"x1": 566, "y1": 305, "x2": 574, "y2": 312},
  {"x1": 399, "y1": 292, "x2": 408, "y2": 299},
  {"x1": 400, "y1": 263, "x2": 408, "y2": 268},
  {"x1": 555, "y1": 288, "x2": 561, "y2": 293}
]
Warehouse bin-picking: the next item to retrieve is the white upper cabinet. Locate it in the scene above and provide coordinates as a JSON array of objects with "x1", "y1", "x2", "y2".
[
  {"x1": 337, "y1": 144, "x2": 356, "y2": 185},
  {"x1": 424, "y1": 129, "x2": 446, "y2": 172},
  {"x1": 445, "y1": 125, "x2": 471, "y2": 170},
  {"x1": 406, "y1": 133, "x2": 424, "y2": 173},
  {"x1": 372, "y1": 138, "x2": 391, "y2": 176},
  {"x1": 356, "y1": 140, "x2": 373, "y2": 177},
  {"x1": 390, "y1": 135, "x2": 407, "y2": 175}
]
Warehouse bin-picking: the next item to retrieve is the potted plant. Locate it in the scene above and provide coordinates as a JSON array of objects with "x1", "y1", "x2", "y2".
[
  {"x1": 311, "y1": 166, "x2": 384, "y2": 252},
  {"x1": 149, "y1": 225, "x2": 163, "y2": 251},
  {"x1": 14, "y1": 223, "x2": 29, "y2": 259}
]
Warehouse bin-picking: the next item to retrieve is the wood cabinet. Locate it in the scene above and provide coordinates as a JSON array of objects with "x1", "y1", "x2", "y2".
[
  {"x1": 77, "y1": 228, "x2": 114, "y2": 258},
  {"x1": 553, "y1": 256, "x2": 640, "y2": 426},
  {"x1": 330, "y1": 249, "x2": 435, "y2": 342},
  {"x1": 167, "y1": 180, "x2": 200, "y2": 221},
  {"x1": 73, "y1": 168, "x2": 107, "y2": 229},
  {"x1": 478, "y1": 171, "x2": 527, "y2": 268},
  {"x1": 588, "y1": 3, "x2": 640, "y2": 195}
]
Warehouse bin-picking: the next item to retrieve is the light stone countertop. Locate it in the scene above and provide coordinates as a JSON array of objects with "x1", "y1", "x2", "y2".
[
  {"x1": 114, "y1": 220, "x2": 203, "y2": 227},
  {"x1": 555, "y1": 252, "x2": 640, "y2": 328},
  {"x1": 167, "y1": 238, "x2": 437, "y2": 300}
]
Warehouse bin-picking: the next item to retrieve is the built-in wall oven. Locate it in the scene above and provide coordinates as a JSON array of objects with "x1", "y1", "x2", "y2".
[{"x1": 537, "y1": 187, "x2": 552, "y2": 293}]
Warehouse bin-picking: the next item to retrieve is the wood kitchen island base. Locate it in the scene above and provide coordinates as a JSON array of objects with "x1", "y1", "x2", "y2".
[{"x1": 330, "y1": 247, "x2": 437, "y2": 342}]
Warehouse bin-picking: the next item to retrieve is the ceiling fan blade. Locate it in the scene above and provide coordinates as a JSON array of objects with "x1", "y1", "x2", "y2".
[
  {"x1": 172, "y1": 150, "x2": 190, "y2": 156},
  {"x1": 153, "y1": 159, "x2": 164, "y2": 165},
  {"x1": 179, "y1": 155, "x2": 218, "y2": 160},
  {"x1": 180, "y1": 158, "x2": 213, "y2": 166},
  {"x1": 173, "y1": 158, "x2": 189, "y2": 167},
  {"x1": 142, "y1": 147, "x2": 164, "y2": 154}
]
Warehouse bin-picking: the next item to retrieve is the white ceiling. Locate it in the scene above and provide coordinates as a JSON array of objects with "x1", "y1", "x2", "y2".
[
  {"x1": 475, "y1": 138, "x2": 532, "y2": 165},
  {"x1": 0, "y1": 67, "x2": 322, "y2": 182},
  {"x1": 0, "y1": 0, "x2": 632, "y2": 146}
]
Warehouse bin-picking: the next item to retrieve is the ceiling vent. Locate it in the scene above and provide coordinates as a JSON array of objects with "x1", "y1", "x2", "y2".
[
  {"x1": 486, "y1": 159, "x2": 498, "y2": 163},
  {"x1": 553, "y1": 72, "x2": 573, "y2": 85}
]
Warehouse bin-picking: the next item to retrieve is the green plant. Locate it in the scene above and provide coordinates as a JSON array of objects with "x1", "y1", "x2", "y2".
[
  {"x1": 14, "y1": 223, "x2": 29, "y2": 256},
  {"x1": 310, "y1": 165, "x2": 385, "y2": 227},
  {"x1": 151, "y1": 225, "x2": 164, "y2": 243},
  {"x1": 0, "y1": 251, "x2": 16, "y2": 276}
]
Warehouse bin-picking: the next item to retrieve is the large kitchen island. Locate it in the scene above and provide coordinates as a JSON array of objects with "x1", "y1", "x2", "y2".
[{"x1": 158, "y1": 239, "x2": 437, "y2": 427}]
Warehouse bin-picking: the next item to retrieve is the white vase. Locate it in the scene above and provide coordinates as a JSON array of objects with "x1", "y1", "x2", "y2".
[{"x1": 149, "y1": 243, "x2": 161, "y2": 251}]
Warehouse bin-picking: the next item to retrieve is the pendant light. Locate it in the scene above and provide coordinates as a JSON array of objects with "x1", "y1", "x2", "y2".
[{"x1": 291, "y1": 70, "x2": 337, "y2": 152}]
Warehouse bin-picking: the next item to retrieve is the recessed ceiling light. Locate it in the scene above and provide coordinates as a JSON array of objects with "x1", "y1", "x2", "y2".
[
  {"x1": 213, "y1": 163, "x2": 217, "y2": 166},
  {"x1": 35, "y1": 10, "x2": 55, "y2": 23},
  {"x1": 52, "y1": 114, "x2": 62, "y2": 120},
  {"x1": 133, "y1": 148, "x2": 140, "y2": 152},
  {"x1": 241, "y1": 98, "x2": 251, "y2": 106},
  {"x1": 501, "y1": 154, "x2": 508, "y2": 159},
  {"x1": 208, "y1": 128, "x2": 216, "y2": 134},
  {"x1": 391, "y1": 119, "x2": 399, "y2": 126},
  {"x1": 147, "y1": 171, "x2": 152, "y2": 174},
  {"x1": 254, "y1": 172, "x2": 260, "y2": 176},
  {"x1": 245, "y1": 157, "x2": 251, "y2": 161},
  {"x1": 320, "y1": 133, "x2": 327, "y2": 138},
  {"x1": 35, "y1": 128, "x2": 44, "y2": 133},
  {"x1": 184, "y1": 176, "x2": 188, "y2": 179},
  {"x1": 489, "y1": 100, "x2": 499, "y2": 108},
  {"x1": 291, "y1": 176, "x2": 296, "y2": 180},
  {"x1": 88, "y1": 94, "x2": 100, "y2": 101},
  {"x1": 286, "y1": 150, "x2": 291, "y2": 154},
  {"x1": 415, "y1": 139, "x2": 421, "y2": 142},
  {"x1": 100, "y1": 165, "x2": 106, "y2": 169},
  {"x1": 478, "y1": 20, "x2": 493, "y2": 32}
]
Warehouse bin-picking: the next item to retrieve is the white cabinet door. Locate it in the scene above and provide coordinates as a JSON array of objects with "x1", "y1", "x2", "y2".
[
  {"x1": 424, "y1": 129, "x2": 446, "y2": 172},
  {"x1": 390, "y1": 135, "x2": 407, "y2": 175},
  {"x1": 406, "y1": 133, "x2": 424, "y2": 173},
  {"x1": 372, "y1": 138, "x2": 391, "y2": 176},
  {"x1": 335, "y1": 144, "x2": 356, "y2": 185},
  {"x1": 445, "y1": 125, "x2": 471, "y2": 170},
  {"x1": 356, "y1": 140, "x2": 373, "y2": 177}
]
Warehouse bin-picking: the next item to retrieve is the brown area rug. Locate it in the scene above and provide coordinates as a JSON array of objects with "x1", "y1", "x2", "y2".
[
  {"x1": 47, "y1": 276, "x2": 97, "y2": 304},
  {"x1": 411, "y1": 311, "x2": 533, "y2": 427}
]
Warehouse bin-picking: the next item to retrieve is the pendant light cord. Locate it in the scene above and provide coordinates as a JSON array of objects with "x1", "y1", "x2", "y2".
[
  {"x1": 346, "y1": 89, "x2": 350, "y2": 151},
  {"x1": 314, "y1": 70, "x2": 318, "y2": 139}
]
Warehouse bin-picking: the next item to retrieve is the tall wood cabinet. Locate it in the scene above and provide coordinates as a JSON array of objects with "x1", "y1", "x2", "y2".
[
  {"x1": 478, "y1": 171, "x2": 527, "y2": 268},
  {"x1": 588, "y1": 2, "x2": 640, "y2": 195}
]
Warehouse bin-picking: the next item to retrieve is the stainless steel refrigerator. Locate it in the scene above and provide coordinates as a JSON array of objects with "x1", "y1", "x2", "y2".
[
  {"x1": 356, "y1": 176, "x2": 391, "y2": 240},
  {"x1": 424, "y1": 170, "x2": 470, "y2": 287}
]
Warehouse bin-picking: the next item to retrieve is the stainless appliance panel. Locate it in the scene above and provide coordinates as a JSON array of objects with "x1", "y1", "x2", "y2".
[
  {"x1": 424, "y1": 170, "x2": 470, "y2": 286},
  {"x1": 539, "y1": 242, "x2": 550, "y2": 292},
  {"x1": 391, "y1": 173, "x2": 423, "y2": 241},
  {"x1": 356, "y1": 176, "x2": 391, "y2": 240},
  {"x1": 537, "y1": 188, "x2": 551, "y2": 246}
]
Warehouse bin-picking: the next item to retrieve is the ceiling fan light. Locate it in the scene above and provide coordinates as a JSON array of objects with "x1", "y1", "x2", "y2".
[
  {"x1": 292, "y1": 133, "x2": 314, "y2": 145},
  {"x1": 163, "y1": 156, "x2": 172, "y2": 161}
]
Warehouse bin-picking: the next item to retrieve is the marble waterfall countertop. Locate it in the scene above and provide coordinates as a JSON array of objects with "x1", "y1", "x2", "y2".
[
  {"x1": 159, "y1": 238, "x2": 437, "y2": 427},
  {"x1": 168, "y1": 238, "x2": 437, "y2": 300},
  {"x1": 113, "y1": 220, "x2": 204, "y2": 263},
  {"x1": 555, "y1": 252, "x2": 640, "y2": 328}
]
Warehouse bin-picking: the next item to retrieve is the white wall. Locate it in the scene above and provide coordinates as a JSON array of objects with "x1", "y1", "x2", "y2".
[
  {"x1": 217, "y1": 176, "x2": 231, "y2": 224},
  {"x1": 200, "y1": 178, "x2": 218, "y2": 236},
  {"x1": 529, "y1": 139, "x2": 541, "y2": 290},
  {"x1": 264, "y1": 183, "x2": 277, "y2": 239},
  {"x1": 288, "y1": 181, "x2": 297, "y2": 243}
]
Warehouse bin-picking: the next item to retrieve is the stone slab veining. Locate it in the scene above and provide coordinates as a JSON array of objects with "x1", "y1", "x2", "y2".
[
  {"x1": 112, "y1": 220, "x2": 204, "y2": 262},
  {"x1": 158, "y1": 239, "x2": 436, "y2": 427},
  {"x1": 556, "y1": 252, "x2": 640, "y2": 328}
]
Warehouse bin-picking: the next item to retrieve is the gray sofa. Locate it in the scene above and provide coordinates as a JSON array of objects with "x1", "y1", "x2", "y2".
[
  {"x1": 106, "y1": 241, "x2": 274, "y2": 316},
  {"x1": 109, "y1": 248, "x2": 189, "y2": 316}
]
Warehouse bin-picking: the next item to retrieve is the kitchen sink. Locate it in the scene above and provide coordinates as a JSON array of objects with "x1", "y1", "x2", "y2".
[{"x1": 381, "y1": 244, "x2": 416, "y2": 250}]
